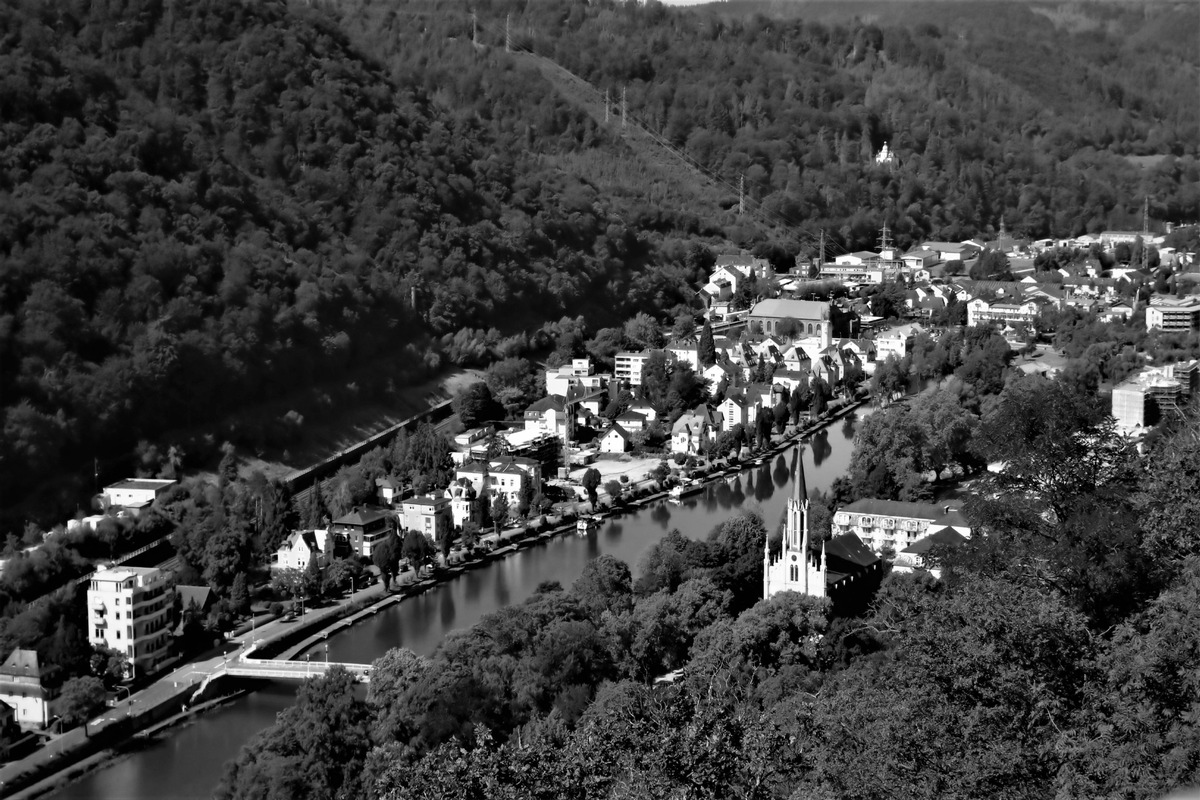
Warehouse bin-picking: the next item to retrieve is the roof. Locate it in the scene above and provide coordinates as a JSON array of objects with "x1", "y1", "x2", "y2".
[
  {"x1": 932, "y1": 508, "x2": 970, "y2": 529},
  {"x1": 525, "y1": 396, "x2": 566, "y2": 415},
  {"x1": 749, "y1": 299, "x2": 830, "y2": 321},
  {"x1": 839, "y1": 498, "x2": 946, "y2": 521},
  {"x1": 604, "y1": 423, "x2": 633, "y2": 442},
  {"x1": 403, "y1": 494, "x2": 447, "y2": 507},
  {"x1": 176, "y1": 585, "x2": 214, "y2": 611},
  {"x1": 0, "y1": 649, "x2": 41, "y2": 678},
  {"x1": 823, "y1": 533, "x2": 880, "y2": 569},
  {"x1": 106, "y1": 479, "x2": 176, "y2": 492},
  {"x1": 617, "y1": 411, "x2": 647, "y2": 423},
  {"x1": 901, "y1": 527, "x2": 969, "y2": 556},
  {"x1": 331, "y1": 507, "x2": 391, "y2": 526}
]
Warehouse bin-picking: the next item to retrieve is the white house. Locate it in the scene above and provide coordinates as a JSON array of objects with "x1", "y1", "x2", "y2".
[
  {"x1": 0, "y1": 649, "x2": 59, "y2": 731},
  {"x1": 272, "y1": 529, "x2": 332, "y2": 571},
  {"x1": 874, "y1": 323, "x2": 923, "y2": 363},
  {"x1": 400, "y1": 495, "x2": 451, "y2": 541},
  {"x1": 101, "y1": 479, "x2": 177, "y2": 513},
  {"x1": 671, "y1": 409, "x2": 712, "y2": 456},
  {"x1": 614, "y1": 351, "x2": 652, "y2": 386},
  {"x1": 600, "y1": 424, "x2": 634, "y2": 453}
]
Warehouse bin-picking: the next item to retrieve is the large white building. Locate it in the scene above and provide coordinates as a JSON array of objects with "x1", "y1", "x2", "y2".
[
  {"x1": 1111, "y1": 361, "x2": 1200, "y2": 431},
  {"x1": 832, "y1": 499, "x2": 971, "y2": 556},
  {"x1": 1146, "y1": 296, "x2": 1200, "y2": 332},
  {"x1": 86, "y1": 566, "x2": 174, "y2": 678}
]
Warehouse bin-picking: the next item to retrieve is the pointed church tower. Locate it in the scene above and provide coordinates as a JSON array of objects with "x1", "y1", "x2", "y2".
[{"x1": 764, "y1": 448, "x2": 827, "y2": 600}]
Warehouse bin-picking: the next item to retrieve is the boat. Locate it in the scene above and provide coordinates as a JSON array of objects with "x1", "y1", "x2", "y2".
[
  {"x1": 576, "y1": 516, "x2": 599, "y2": 536},
  {"x1": 667, "y1": 479, "x2": 704, "y2": 504}
]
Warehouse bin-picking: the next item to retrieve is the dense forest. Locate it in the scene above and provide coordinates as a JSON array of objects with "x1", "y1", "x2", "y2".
[{"x1": 3, "y1": 0, "x2": 1198, "y2": 528}]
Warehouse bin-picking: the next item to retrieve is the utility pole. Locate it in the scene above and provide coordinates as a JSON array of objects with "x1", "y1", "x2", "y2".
[
  {"x1": 604, "y1": 88, "x2": 610, "y2": 123},
  {"x1": 505, "y1": 14, "x2": 511, "y2": 53},
  {"x1": 878, "y1": 223, "x2": 892, "y2": 254},
  {"x1": 819, "y1": 229, "x2": 826, "y2": 268},
  {"x1": 621, "y1": 86, "x2": 627, "y2": 129},
  {"x1": 738, "y1": 175, "x2": 745, "y2": 216},
  {"x1": 471, "y1": 12, "x2": 477, "y2": 47}
]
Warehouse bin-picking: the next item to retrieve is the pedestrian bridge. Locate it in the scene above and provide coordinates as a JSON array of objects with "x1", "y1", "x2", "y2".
[{"x1": 225, "y1": 658, "x2": 373, "y2": 683}]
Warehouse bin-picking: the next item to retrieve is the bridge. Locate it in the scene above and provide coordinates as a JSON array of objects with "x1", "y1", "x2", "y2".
[
  {"x1": 190, "y1": 652, "x2": 372, "y2": 702},
  {"x1": 224, "y1": 657, "x2": 373, "y2": 683}
]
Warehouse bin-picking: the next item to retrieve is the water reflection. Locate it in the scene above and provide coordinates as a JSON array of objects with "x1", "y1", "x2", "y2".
[
  {"x1": 649, "y1": 502, "x2": 672, "y2": 528},
  {"x1": 605, "y1": 522, "x2": 623, "y2": 542},
  {"x1": 730, "y1": 475, "x2": 746, "y2": 506},
  {"x1": 811, "y1": 430, "x2": 832, "y2": 467},
  {"x1": 773, "y1": 454, "x2": 789, "y2": 488},
  {"x1": 585, "y1": 529, "x2": 600, "y2": 558},
  {"x1": 754, "y1": 465, "x2": 774, "y2": 502},
  {"x1": 713, "y1": 480, "x2": 733, "y2": 508},
  {"x1": 440, "y1": 588, "x2": 455, "y2": 629}
]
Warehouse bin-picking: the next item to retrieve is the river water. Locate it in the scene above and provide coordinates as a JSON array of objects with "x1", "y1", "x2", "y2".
[{"x1": 55, "y1": 413, "x2": 865, "y2": 800}]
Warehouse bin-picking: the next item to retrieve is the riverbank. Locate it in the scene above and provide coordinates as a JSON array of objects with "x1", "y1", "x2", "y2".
[{"x1": 7, "y1": 399, "x2": 868, "y2": 799}]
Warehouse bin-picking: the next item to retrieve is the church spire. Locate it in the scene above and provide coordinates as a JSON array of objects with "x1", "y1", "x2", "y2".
[{"x1": 794, "y1": 445, "x2": 808, "y2": 508}]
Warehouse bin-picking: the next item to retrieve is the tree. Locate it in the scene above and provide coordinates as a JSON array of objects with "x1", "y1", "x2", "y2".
[
  {"x1": 698, "y1": 320, "x2": 716, "y2": 367},
  {"x1": 581, "y1": 468, "x2": 602, "y2": 507},
  {"x1": 490, "y1": 493, "x2": 510, "y2": 533},
  {"x1": 59, "y1": 676, "x2": 107, "y2": 730},
  {"x1": 969, "y1": 250, "x2": 1014, "y2": 281},
  {"x1": 371, "y1": 530, "x2": 401, "y2": 591},
  {"x1": 640, "y1": 351, "x2": 673, "y2": 413},
  {"x1": 453, "y1": 382, "x2": 501, "y2": 430},
  {"x1": 402, "y1": 529, "x2": 435, "y2": 576},
  {"x1": 302, "y1": 554, "x2": 324, "y2": 602},
  {"x1": 461, "y1": 520, "x2": 481, "y2": 552},
  {"x1": 437, "y1": 525, "x2": 456, "y2": 563},
  {"x1": 230, "y1": 573, "x2": 251, "y2": 615},
  {"x1": 604, "y1": 479, "x2": 623, "y2": 503},
  {"x1": 572, "y1": 555, "x2": 633, "y2": 620},
  {"x1": 215, "y1": 667, "x2": 371, "y2": 800}
]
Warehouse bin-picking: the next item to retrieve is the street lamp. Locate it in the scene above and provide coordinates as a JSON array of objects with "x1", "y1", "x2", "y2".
[{"x1": 305, "y1": 653, "x2": 310, "y2": 677}]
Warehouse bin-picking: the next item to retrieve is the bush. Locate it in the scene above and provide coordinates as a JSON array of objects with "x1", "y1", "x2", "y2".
[{"x1": 269, "y1": 602, "x2": 285, "y2": 618}]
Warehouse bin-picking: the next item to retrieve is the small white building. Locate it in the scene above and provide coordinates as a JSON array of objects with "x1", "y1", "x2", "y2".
[
  {"x1": 86, "y1": 566, "x2": 174, "y2": 678},
  {"x1": 101, "y1": 479, "x2": 176, "y2": 514},
  {"x1": 271, "y1": 529, "x2": 332, "y2": 571},
  {"x1": 400, "y1": 495, "x2": 451, "y2": 540},
  {"x1": 599, "y1": 424, "x2": 634, "y2": 454},
  {"x1": 0, "y1": 649, "x2": 59, "y2": 731}
]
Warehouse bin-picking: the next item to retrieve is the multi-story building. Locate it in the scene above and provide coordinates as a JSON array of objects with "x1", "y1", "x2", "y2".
[
  {"x1": 329, "y1": 507, "x2": 393, "y2": 558},
  {"x1": 400, "y1": 495, "x2": 451, "y2": 541},
  {"x1": 0, "y1": 649, "x2": 60, "y2": 730},
  {"x1": 1146, "y1": 297, "x2": 1200, "y2": 332},
  {"x1": 1111, "y1": 361, "x2": 1200, "y2": 431},
  {"x1": 614, "y1": 351, "x2": 652, "y2": 386},
  {"x1": 832, "y1": 500, "x2": 971, "y2": 556},
  {"x1": 455, "y1": 456, "x2": 542, "y2": 509},
  {"x1": 966, "y1": 297, "x2": 1042, "y2": 328},
  {"x1": 86, "y1": 566, "x2": 174, "y2": 678}
]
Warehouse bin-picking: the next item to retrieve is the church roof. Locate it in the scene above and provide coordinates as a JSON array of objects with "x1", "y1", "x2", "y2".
[{"x1": 823, "y1": 533, "x2": 879, "y2": 569}]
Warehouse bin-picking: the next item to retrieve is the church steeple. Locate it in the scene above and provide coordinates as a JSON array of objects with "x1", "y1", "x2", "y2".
[{"x1": 764, "y1": 447, "x2": 826, "y2": 600}]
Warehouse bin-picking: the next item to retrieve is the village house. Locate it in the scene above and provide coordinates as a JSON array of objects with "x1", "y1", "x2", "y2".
[
  {"x1": 615, "y1": 410, "x2": 648, "y2": 432},
  {"x1": 523, "y1": 395, "x2": 570, "y2": 441},
  {"x1": 874, "y1": 323, "x2": 923, "y2": 363},
  {"x1": 272, "y1": 529, "x2": 334, "y2": 571},
  {"x1": 544, "y1": 358, "x2": 604, "y2": 397},
  {"x1": 671, "y1": 406, "x2": 717, "y2": 455},
  {"x1": 702, "y1": 255, "x2": 772, "y2": 302},
  {"x1": 0, "y1": 649, "x2": 60, "y2": 731},
  {"x1": 329, "y1": 507, "x2": 392, "y2": 558},
  {"x1": 666, "y1": 341, "x2": 700, "y2": 372},
  {"x1": 718, "y1": 391, "x2": 758, "y2": 431},
  {"x1": 893, "y1": 528, "x2": 970, "y2": 578},
  {"x1": 375, "y1": 475, "x2": 403, "y2": 506},
  {"x1": 599, "y1": 423, "x2": 634, "y2": 453},
  {"x1": 702, "y1": 360, "x2": 740, "y2": 392},
  {"x1": 400, "y1": 495, "x2": 451, "y2": 541},
  {"x1": 455, "y1": 456, "x2": 543, "y2": 509},
  {"x1": 444, "y1": 480, "x2": 480, "y2": 529}
]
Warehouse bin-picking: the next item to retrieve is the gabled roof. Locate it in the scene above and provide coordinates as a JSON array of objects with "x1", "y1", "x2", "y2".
[
  {"x1": 932, "y1": 508, "x2": 970, "y2": 529},
  {"x1": 525, "y1": 395, "x2": 566, "y2": 416},
  {"x1": 823, "y1": 533, "x2": 880, "y2": 569},
  {"x1": 617, "y1": 410, "x2": 647, "y2": 423},
  {"x1": 605, "y1": 423, "x2": 634, "y2": 442},
  {"x1": 749, "y1": 299, "x2": 830, "y2": 320},
  {"x1": 0, "y1": 648, "x2": 42, "y2": 678},
  {"x1": 177, "y1": 585, "x2": 214, "y2": 611},
  {"x1": 901, "y1": 527, "x2": 969, "y2": 556}
]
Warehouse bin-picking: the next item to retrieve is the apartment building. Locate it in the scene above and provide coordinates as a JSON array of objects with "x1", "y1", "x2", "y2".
[{"x1": 86, "y1": 566, "x2": 174, "y2": 678}]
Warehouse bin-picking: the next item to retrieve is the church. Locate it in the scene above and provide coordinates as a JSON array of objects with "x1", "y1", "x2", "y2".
[{"x1": 764, "y1": 451, "x2": 883, "y2": 612}]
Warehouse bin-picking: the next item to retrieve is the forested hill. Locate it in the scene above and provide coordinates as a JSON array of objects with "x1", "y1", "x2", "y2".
[
  {"x1": 411, "y1": 0, "x2": 1196, "y2": 247},
  {"x1": 0, "y1": 0, "x2": 716, "y2": 514}
]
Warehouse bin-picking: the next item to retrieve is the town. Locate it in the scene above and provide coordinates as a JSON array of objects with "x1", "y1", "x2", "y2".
[{"x1": 2, "y1": 219, "x2": 1197, "y2": 783}]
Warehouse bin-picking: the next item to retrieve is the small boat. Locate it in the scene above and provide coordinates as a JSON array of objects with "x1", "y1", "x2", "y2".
[
  {"x1": 576, "y1": 516, "x2": 598, "y2": 536},
  {"x1": 668, "y1": 479, "x2": 704, "y2": 503}
]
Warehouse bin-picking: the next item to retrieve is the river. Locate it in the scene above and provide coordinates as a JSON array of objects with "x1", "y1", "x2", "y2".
[{"x1": 54, "y1": 412, "x2": 865, "y2": 800}]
